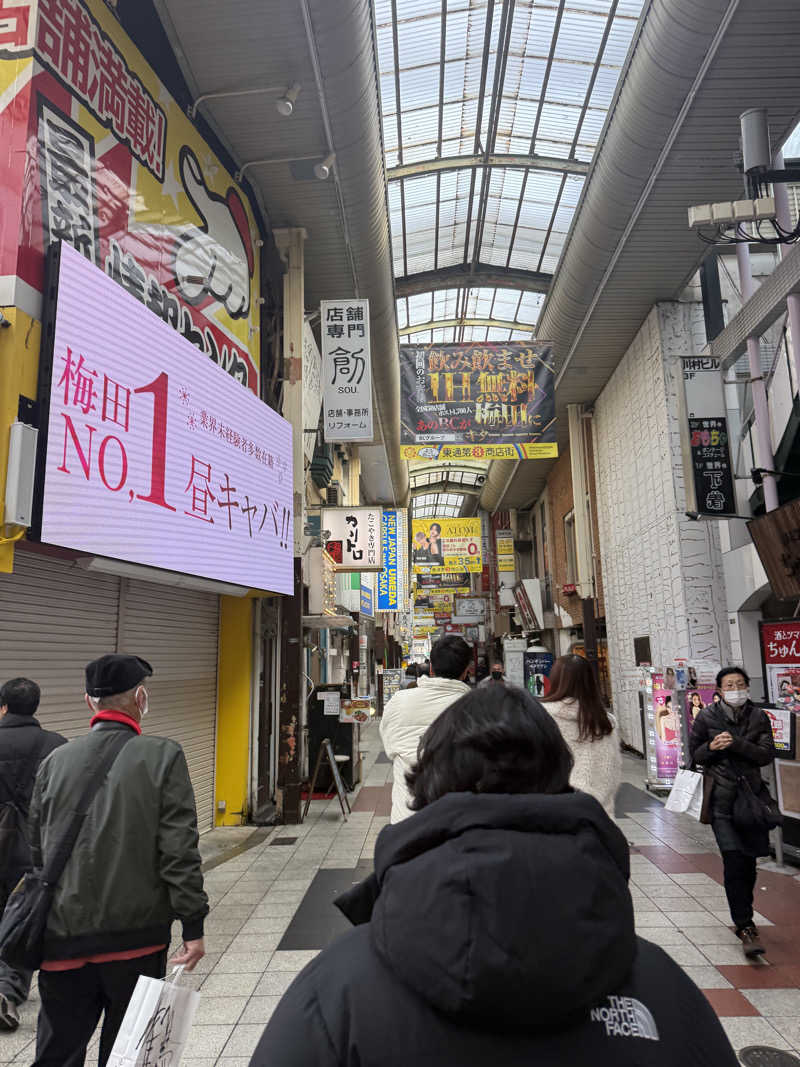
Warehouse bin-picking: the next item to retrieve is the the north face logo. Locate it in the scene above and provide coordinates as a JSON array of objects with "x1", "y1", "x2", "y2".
[{"x1": 590, "y1": 996, "x2": 660, "y2": 1041}]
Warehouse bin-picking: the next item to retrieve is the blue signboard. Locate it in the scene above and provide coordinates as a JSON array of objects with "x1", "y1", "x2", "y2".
[
  {"x1": 360, "y1": 581, "x2": 374, "y2": 617},
  {"x1": 377, "y1": 509, "x2": 399, "y2": 611}
]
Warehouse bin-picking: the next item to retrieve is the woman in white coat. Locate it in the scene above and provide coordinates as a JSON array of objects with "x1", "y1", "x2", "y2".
[{"x1": 543, "y1": 654, "x2": 621, "y2": 818}]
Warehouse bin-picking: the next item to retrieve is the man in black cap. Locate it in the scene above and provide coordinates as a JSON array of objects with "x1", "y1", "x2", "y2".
[
  {"x1": 28, "y1": 654, "x2": 209, "y2": 1066},
  {"x1": 0, "y1": 678, "x2": 66, "y2": 1032}
]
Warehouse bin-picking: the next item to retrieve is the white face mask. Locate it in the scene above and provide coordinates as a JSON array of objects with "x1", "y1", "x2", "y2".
[{"x1": 723, "y1": 689, "x2": 749, "y2": 707}]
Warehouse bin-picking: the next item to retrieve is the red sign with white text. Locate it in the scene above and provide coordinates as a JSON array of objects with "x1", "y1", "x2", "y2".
[{"x1": 37, "y1": 242, "x2": 293, "y2": 593}]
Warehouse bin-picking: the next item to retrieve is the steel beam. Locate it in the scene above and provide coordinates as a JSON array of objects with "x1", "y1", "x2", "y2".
[
  {"x1": 387, "y1": 152, "x2": 590, "y2": 181},
  {"x1": 398, "y1": 316, "x2": 535, "y2": 336},
  {"x1": 395, "y1": 263, "x2": 552, "y2": 298}
]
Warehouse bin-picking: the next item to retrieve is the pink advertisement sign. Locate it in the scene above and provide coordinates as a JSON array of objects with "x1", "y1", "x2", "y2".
[
  {"x1": 652, "y1": 681, "x2": 681, "y2": 781},
  {"x1": 38, "y1": 242, "x2": 293, "y2": 594}
]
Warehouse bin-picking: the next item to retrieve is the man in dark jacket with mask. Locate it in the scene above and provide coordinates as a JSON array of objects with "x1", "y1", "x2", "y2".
[
  {"x1": 0, "y1": 678, "x2": 66, "y2": 1031},
  {"x1": 690, "y1": 665, "x2": 776, "y2": 958},
  {"x1": 251, "y1": 685, "x2": 737, "y2": 1067},
  {"x1": 28, "y1": 654, "x2": 209, "y2": 1066}
]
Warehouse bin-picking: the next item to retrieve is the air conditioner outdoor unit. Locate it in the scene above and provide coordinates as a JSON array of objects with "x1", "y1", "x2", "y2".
[{"x1": 326, "y1": 481, "x2": 342, "y2": 507}]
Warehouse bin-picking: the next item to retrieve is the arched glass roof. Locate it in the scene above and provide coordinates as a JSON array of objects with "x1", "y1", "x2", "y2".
[{"x1": 374, "y1": 0, "x2": 647, "y2": 489}]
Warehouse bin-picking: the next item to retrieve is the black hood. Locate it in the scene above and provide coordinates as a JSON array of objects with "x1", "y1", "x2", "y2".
[{"x1": 337, "y1": 791, "x2": 635, "y2": 1030}]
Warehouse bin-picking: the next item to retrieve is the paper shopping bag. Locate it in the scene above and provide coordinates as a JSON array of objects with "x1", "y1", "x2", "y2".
[
  {"x1": 107, "y1": 966, "x2": 199, "y2": 1066},
  {"x1": 664, "y1": 768, "x2": 704, "y2": 821}
]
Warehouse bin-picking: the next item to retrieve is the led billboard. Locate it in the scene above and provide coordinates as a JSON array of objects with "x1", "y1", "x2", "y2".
[{"x1": 36, "y1": 242, "x2": 293, "y2": 593}]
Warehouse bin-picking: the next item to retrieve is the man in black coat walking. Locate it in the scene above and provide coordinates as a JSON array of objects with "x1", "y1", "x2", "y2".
[{"x1": 0, "y1": 678, "x2": 66, "y2": 1031}]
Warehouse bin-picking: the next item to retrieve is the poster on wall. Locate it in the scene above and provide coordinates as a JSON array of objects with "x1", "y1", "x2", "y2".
[
  {"x1": 322, "y1": 508, "x2": 382, "y2": 572},
  {"x1": 685, "y1": 689, "x2": 718, "y2": 736},
  {"x1": 416, "y1": 571, "x2": 471, "y2": 591},
  {"x1": 2, "y1": 0, "x2": 263, "y2": 391},
  {"x1": 35, "y1": 243, "x2": 293, "y2": 594},
  {"x1": 411, "y1": 517, "x2": 482, "y2": 574},
  {"x1": 399, "y1": 342, "x2": 557, "y2": 460},
  {"x1": 321, "y1": 299, "x2": 373, "y2": 443},
  {"x1": 340, "y1": 699, "x2": 371, "y2": 725}
]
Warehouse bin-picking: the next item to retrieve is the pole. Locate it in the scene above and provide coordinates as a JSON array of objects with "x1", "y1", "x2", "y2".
[
  {"x1": 274, "y1": 227, "x2": 307, "y2": 823},
  {"x1": 735, "y1": 242, "x2": 779, "y2": 512},
  {"x1": 772, "y1": 151, "x2": 800, "y2": 393},
  {"x1": 567, "y1": 404, "x2": 598, "y2": 679},
  {"x1": 736, "y1": 229, "x2": 793, "y2": 871}
]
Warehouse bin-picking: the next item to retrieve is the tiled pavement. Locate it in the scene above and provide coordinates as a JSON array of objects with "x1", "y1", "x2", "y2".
[{"x1": 3, "y1": 729, "x2": 800, "y2": 1064}]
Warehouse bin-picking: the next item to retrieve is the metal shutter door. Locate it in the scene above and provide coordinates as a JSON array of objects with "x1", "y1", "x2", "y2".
[
  {"x1": 120, "y1": 580, "x2": 219, "y2": 831},
  {"x1": 0, "y1": 549, "x2": 121, "y2": 739}
]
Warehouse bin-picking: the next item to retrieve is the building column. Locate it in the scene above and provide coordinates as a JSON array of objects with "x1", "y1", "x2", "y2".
[
  {"x1": 215, "y1": 596, "x2": 254, "y2": 826},
  {"x1": 274, "y1": 227, "x2": 307, "y2": 823},
  {"x1": 567, "y1": 403, "x2": 598, "y2": 674},
  {"x1": 735, "y1": 242, "x2": 779, "y2": 512}
]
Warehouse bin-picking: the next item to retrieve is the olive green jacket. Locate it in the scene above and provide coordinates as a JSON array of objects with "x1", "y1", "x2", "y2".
[{"x1": 29, "y1": 720, "x2": 208, "y2": 960}]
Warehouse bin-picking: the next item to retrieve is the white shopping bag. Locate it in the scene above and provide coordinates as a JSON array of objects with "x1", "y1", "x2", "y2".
[
  {"x1": 107, "y1": 966, "x2": 199, "y2": 1067},
  {"x1": 664, "y1": 768, "x2": 704, "y2": 821}
]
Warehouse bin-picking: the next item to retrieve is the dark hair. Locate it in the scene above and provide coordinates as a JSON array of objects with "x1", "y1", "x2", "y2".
[
  {"x1": 543, "y1": 654, "x2": 613, "y2": 742},
  {"x1": 0, "y1": 677, "x2": 41, "y2": 717},
  {"x1": 429, "y1": 522, "x2": 442, "y2": 535},
  {"x1": 407, "y1": 686, "x2": 573, "y2": 810},
  {"x1": 716, "y1": 666, "x2": 750, "y2": 688},
  {"x1": 405, "y1": 663, "x2": 419, "y2": 679},
  {"x1": 429, "y1": 635, "x2": 472, "y2": 679},
  {"x1": 690, "y1": 692, "x2": 702, "y2": 706}
]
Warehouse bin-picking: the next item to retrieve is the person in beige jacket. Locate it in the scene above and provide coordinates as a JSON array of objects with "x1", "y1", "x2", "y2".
[
  {"x1": 380, "y1": 636, "x2": 472, "y2": 823},
  {"x1": 542, "y1": 654, "x2": 621, "y2": 818}
]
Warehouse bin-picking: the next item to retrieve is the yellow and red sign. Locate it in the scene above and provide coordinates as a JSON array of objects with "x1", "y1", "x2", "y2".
[
  {"x1": 411, "y1": 517, "x2": 482, "y2": 574},
  {"x1": 0, "y1": 0, "x2": 262, "y2": 392}
]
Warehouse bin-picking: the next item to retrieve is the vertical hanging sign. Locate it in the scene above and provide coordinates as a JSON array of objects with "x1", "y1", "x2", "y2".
[
  {"x1": 321, "y1": 299, "x2": 373, "y2": 442},
  {"x1": 378, "y1": 509, "x2": 399, "y2": 611},
  {"x1": 681, "y1": 357, "x2": 736, "y2": 516}
]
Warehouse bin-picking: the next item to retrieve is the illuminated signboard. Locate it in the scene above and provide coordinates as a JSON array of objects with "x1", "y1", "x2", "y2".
[{"x1": 36, "y1": 242, "x2": 293, "y2": 594}]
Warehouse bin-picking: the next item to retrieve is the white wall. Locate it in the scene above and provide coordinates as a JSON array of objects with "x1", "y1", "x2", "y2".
[{"x1": 592, "y1": 303, "x2": 731, "y2": 750}]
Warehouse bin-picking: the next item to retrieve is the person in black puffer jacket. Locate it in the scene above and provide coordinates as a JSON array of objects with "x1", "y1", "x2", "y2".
[
  {"x1": 0, "y1": 677, "x2": 66, "y2": 1030},
  {"x1": 689, "y1": 666, "x2": 776, "y2": 959},
  {"x1": 250, "y1": 686, "x2": 738, "y2": 1067}
]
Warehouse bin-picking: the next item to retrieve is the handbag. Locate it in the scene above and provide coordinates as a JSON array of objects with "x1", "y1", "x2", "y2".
[
  {"x1": 732, "y1": 775, "x2": 783, "y2": 831},
  {"x1": 665, "y1": 768, "x2": 704, "y2": 820},
  {"x1": 107, "y1": 965, "x2": 199, "y2": 1066},
  {"x1": 0, "y1": 730, "x2": 133, "y2": 970}
]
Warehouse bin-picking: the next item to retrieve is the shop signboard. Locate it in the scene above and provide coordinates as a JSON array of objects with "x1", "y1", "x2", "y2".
[
  {"x1": 681, "y1": 357, "x2": 736, "y2": 516},
  {"x1": 495, "y1": 531, "x2": 516, "y2": 572},
  {"x1": 4, "y1": 0, "x2": 263, "y2": 393},
  {"x1": 524, "y1": 650, "x2": 554, "y2": 698},
  {"x1": 411, "y1": 517, "x2": 482, "y2": 574},
  {"x1": 760, "y1": 620, "x2": 800, "y2": 714},
  {"x1": 453, "y1": 596, "x2": 485, "y2": 622},
  {"x1": 321, "y1": 298, "x2": 373, "y2": 442},
  {"x1": 503, "y1": 637, "x2": 527, "y2": 689},
  {"x1": 322, "y1": 508, "x2": 382, "y2": 572},
  {"x1": 685, "y1": 688, "x2": 718, "y2": 736},
  {"x1": 748, "y1": 500, "x2": 800, "y2": 601},
  {"x1": 35, "y1": 242, "x2": 293, "y2": 593},
  {"x1": 302, "y1": 322, "x2": 323, "y2": 461},
  {"x1": 340, "y1": 699, "x2": 371, "y2": 725},
  {"x1": 416, "y1": 571, "x2": 471, "y2": 591},
  {"x1": 399, "y1": 342, "x2": 557, "y2": 460},
  {"x1": 382, "y1": 668, "x2": 403, "y2": 706},
  {"x1": 359, "y1": 578, "x2": 374, "y2": 618},
  {"x1": 377, "y1": 509, "x2": 399, "y2": 611}
]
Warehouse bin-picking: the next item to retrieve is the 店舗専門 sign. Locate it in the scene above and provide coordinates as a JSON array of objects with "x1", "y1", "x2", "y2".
[{"x1": 321, "y1": 299, "x2": 373, "y2": 443}]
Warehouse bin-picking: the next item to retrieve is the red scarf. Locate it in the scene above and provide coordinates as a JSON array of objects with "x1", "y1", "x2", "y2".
[{"x1": 89, "y1": 709, "x2": 141, "y2": 735}]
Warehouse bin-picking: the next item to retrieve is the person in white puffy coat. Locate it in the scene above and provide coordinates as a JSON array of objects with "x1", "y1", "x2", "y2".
[
  {"x1": 380, "y1": 636, "x2": 472, "y2": 823},
  {"x1": 543, "y1": 654, "x2": 621, "y2": 819}
]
